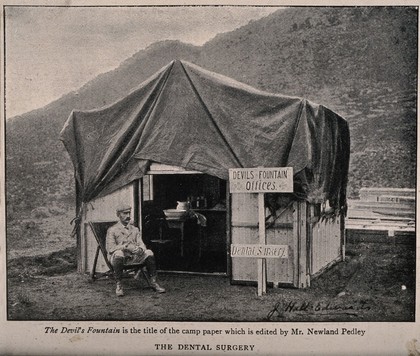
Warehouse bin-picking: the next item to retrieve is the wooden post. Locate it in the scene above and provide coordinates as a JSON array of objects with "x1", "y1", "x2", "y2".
[
  {"x1": 340, "y1": 214, "x2": 346, "y2": 261},
  {"x1": 226, "y1": 181, "x2": 232, "y2": 278},
  {"x1": 297, "y1": 201, "x2": 309, "y2": 288},
  {"x1": 258, "y1": 192, "x2": 266, "y2": 296}
]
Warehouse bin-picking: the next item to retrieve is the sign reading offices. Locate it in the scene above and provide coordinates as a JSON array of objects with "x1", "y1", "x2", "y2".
[{"x1": 229, "y1": 167, "x2": 293, "y2": 193}]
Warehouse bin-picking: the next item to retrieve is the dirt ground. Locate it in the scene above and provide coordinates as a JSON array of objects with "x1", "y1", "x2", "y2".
[{"x1": 7, "y1": 238, "x2": 415, "y2": 322}]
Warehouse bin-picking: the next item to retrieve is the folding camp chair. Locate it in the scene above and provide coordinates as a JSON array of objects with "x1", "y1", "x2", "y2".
[{"x1": 88, "y1": 221, "x2": 150, "y2": 285}]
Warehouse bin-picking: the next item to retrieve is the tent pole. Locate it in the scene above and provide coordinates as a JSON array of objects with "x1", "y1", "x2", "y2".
[{"x1": 75, "y1": 181, "x2": 82, "y2": 273}]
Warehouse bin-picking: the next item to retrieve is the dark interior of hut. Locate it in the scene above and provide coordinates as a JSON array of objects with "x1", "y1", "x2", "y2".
[{"x1": 141, "y1": 174, "x2": 227, "y2": 274}]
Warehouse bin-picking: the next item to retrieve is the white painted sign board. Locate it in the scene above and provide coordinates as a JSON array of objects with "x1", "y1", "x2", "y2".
[
  {"x1": 229, "y1": 167, "x2": 293, "y2": 193},
  {"x1": 231, "y1": 244, "x2": 289, "y2": 258},
  {"x1": 228, "y1": 167, "x2": 293, "y2": 296}
]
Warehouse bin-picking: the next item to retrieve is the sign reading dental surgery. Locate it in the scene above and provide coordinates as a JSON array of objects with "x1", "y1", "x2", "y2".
[
  {"x1": 231, "y1": 244, "x2": 289, "y2": 258},
  {"x1": 229, "y1": 167, "x2": 293, "y2": 193}
]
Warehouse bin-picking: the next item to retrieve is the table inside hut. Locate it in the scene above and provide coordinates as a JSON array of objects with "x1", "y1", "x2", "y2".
[
  {"x1": 162, "y1": 210, "x2": 208, "y2": 259},
  {"x1": 145, "y1": 209, "x2": 226, "y2": 273},
  {"x1": 165, "y1": 215, "x2": 187, "y2": 257}
]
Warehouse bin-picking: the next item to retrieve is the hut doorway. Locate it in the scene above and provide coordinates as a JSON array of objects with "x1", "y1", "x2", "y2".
[{"x1": 140, "y1": 164, "x2": 228, "y2": 274}]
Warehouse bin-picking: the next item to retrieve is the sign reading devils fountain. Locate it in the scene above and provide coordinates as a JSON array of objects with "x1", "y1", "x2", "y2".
[{"x1": 229, "y1": 167, "x2": 293, "y2": 193}]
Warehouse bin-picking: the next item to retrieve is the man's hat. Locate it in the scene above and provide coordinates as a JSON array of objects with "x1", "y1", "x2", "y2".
[{"x1": 116, "y1": 204, "x2": 131, "y2": 213}]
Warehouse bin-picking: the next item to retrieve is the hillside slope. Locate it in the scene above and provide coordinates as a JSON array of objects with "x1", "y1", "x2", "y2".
[
  {"x1": 6, "y1": 7, "x2": 417, "y2": 219},
  {"x1": 198, "y1": 7, "x2": 417, "y2": 195}
]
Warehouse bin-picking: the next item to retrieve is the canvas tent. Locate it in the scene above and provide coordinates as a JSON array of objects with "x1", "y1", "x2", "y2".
[
  {"x1": 60, "y1": 60, "x2": 350, "y2": 287},
  {"x1": 61, "y1": 59, "x2": 349, "y2": 210}
]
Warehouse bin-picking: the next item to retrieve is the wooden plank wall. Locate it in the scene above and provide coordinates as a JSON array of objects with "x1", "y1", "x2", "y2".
[
  {"x1": 81, "y1": 183, "x2": 134, "y2": 273},
  {"x1": 310, "y1": 215, "x2": 341, "y2": 276},
  {"x1": 231, "y1": 193, "x2": 259, "y2": 282},
  {"x1": 267, "y1": 203, "x2": 296, "y2": 286},
  {"x1": 231, "y1": 193, "x2": 297, "y2": 286}
]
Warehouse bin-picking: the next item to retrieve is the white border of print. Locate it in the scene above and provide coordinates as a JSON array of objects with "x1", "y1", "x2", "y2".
[{"x1": 0, "y1": 1, "x2": 418, "y2": 355}]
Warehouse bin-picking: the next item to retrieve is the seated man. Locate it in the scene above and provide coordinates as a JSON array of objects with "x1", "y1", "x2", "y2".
[{"x1": 106, "y1": 204, "x2": 165, "y2": 296}]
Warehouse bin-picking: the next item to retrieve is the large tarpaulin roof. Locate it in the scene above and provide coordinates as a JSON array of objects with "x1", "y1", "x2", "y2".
[{"x1": 60, "y1": 60, "x2": 350, "y2": 212}]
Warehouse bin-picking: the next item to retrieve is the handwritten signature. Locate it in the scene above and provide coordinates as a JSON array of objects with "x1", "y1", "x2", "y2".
[{"x1": 267, "y1": 300, "x2": 371, "y2": 320}]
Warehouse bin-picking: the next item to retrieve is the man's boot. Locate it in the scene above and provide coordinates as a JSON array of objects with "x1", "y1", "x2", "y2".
[
  {"x1": 150, "y1": 276, "x2": 166, "y2": 293},
  {"x1": 115, "y1": 282, "x2": 124, "y2": 297}
]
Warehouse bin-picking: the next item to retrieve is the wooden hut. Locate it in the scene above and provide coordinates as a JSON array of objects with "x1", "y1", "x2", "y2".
[{"x1": 60, "y1": 60, "x2": 350, "y2": 288}]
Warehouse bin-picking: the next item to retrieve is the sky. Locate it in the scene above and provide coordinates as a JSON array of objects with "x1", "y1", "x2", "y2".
[{"x1": 5, "y1": 6, "x2": 280, "y2": 118}]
